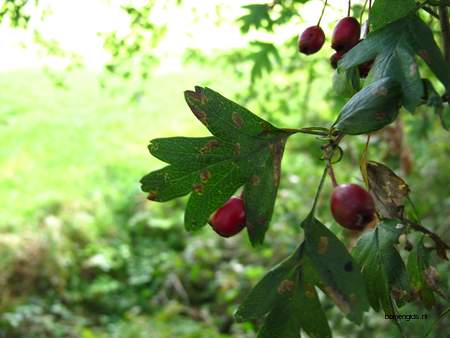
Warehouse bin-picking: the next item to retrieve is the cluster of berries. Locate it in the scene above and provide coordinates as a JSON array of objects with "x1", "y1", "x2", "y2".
[{"x1": 298, "y1": 17, "x2": 373, "y2": 77}]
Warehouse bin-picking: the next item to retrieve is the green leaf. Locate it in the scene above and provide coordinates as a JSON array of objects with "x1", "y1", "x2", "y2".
[
  {"x1": 235, "y1": 247, "x2": 302, "y2": 322},
  {"x1": 339, "y1": 16, "x2": 450, "y2": 112},
  {"x1": 238, "y1": 4, "x2": 273, "y2": 33},
  {"x1": 257, "y1": 269, "x2": 332, "y2": 338},
  {"x1": 302, "y1": 215, "x2": 370, "y2": 324},
  {"x1": 248, "y1": 41, "x2": 281, "y2": 83},
  {"x1": 407, "y1": 236, "x2": 436, "y2": 308},
  {"x1": 352, "y1": 220, "x2": 409, "y2": 315},
  {"x1": 409, "y1": 17, "x2": 450, "y2": 94},
  {"x1": 332, "y1": 67, "x2": 361, "y2": 98},
  {"x1": 370, "y1": 0, "x2": 416, "y2": 31},
  {"x1": 332, "y1": 77, "x2": 401, "y2": 135},
  {"x1": 257, "y1": 269, "x2": 302, "y2": 338},
  {"x1": 141, "y1": 87, "x2": 292, "y2": 245}
]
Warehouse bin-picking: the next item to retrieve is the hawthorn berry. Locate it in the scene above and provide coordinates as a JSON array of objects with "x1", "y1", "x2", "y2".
[
  {"x1": 298, "y1": 26, "x2": 325, "y2": 55},
  {"x1": 209, "y1": 196, "x2": 246, "y2": 237},
  {"x1": 331, "y1": 17, "x2": 361, "y2": 52},
  {"x1": 330, "y1": 184, "x2": 375, "y2": 230},
  {"x1": 330, "y1": 51, "x2": 343, "y2": 69}
]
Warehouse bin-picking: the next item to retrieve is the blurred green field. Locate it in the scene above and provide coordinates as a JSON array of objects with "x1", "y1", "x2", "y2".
[{"x1": 0, "y1": 66, "x2": 233, "y2": 228}]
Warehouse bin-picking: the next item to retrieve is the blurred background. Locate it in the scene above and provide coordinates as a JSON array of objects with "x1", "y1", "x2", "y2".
[{"x1": 0, "y1": 0, "x2": 449, "y2": 337}]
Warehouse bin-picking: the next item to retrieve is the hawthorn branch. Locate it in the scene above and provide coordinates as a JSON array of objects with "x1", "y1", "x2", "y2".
[
  {"x1": 438, "y1": 4, "x2": 450, "y2": 67},
  {"x1": 402, "y1": 218, "x2": 449, "y2": 260}
]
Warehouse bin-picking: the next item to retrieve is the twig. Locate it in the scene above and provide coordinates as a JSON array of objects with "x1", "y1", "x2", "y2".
[
  {"x1": 317, "y1": 0, "x2": 328, "y2": 26},
  {"x1": 402, "y1": 218, "x2": 449, "y2": 260},
  {"x1": 438, "y1": 4, "x2": 450, "y2": 67}
]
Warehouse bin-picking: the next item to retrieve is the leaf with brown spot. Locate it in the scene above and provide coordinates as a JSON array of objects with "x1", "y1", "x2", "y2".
[
  {"x1": 332, "y1": 77, "x2": 401, "y2": 135},
  {"x1": 302, "y1": 214, "x2": 369, "y2": 324},
  {"x1": 141, "y1": 88, "x2": 295, "y2": 235},
  {"x1": 366, "y1": 161, "x2": 410, "y2": 218}
]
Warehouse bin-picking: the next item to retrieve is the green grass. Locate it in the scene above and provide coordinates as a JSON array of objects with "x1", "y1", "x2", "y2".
[{"x1": 0, "y1": 66, "x2": 238, "y2": 229}]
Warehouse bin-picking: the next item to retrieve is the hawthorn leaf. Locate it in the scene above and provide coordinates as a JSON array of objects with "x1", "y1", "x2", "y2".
[
  {"x1": 370, "y1": 0, "x2": 416, "y2": 31},
  {"x1": 332, "y1": 77, "x2": 401, "y2": 135},
  {"x1": 352, "y1": 220, "x2": 409, "y2": 315},
  {"x1": 409, "y1": 16, "x2": 450, "y2": 93},
  {"x1": 235, "y1": 246, "x2": 302, "y2": 322},
  {"x1": 141, "y1": 86, "x2": 292, "y2": 245},
  {"x1": 257, "y1": 269, "x2": 332, "y2": 338},
  {"x1": 407, "y1": 236, "x2": 436, "y2": 308},
  {"x1": 339, "y1": 16, "x2": 450, "y2": 112},
  {"x1": 366, "y1": 161, "x2": 410, "y2": 219},
  {"x1": 302, "y1": 214, "x2": 370, "y2": 324},
  {"x1": 257, "y1": 269, "x2": 302, "y2": 338}
]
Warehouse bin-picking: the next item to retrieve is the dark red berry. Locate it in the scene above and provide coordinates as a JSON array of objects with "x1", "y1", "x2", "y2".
[
  {"x1": 209, "y1": 197, "x2": 246, "y2": 237},
  {"x1": 330, "y1": 184, "x2": 375, "y2": 230},
  {"x1": 359, "y1": 59, "x2": 374, "y2": 77},
  {"x1": 298, "y1": 26, "x2": 325, "y2": 55},
  {"x1": 332, "y1": 17, "x2": 361, "y2": 52},
  {"x1": 330, "y1": 51, "x2": 344, "y2": 69}
]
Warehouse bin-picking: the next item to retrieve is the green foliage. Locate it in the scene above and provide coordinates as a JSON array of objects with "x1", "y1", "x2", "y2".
[
  {"x1": 370, "y1": 0, "x2": 417, "y2": 31},
  {"x1": 352, "y1": 220, "x2": 409, "y2": 316},
  {"x1": 340, "y1": 16, "x2": 443, "y2": 112}
]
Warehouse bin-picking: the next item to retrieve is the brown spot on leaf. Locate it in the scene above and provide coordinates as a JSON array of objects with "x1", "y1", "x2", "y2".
[
  {"x1": 304, "y1": 283, "x2": 315, "y2": 298},
  {"x1": 409, "y1": 63, "x2": 417, "y2": 77},
  {"x1": 373, "y1": 86, "x2": 388, "y2": 96},
  {"x1": 344, "y1": 261, "x2": 353, "y2": 272},
  {"x1": 192, "y1": 183, "x2": 204, "y2": 195},
  {"x1": 375, "y1": 111, "x2": 386, "y2": 121},
  {"x1": 200, "y1": 140, "x2": 220, "y2": 154},
  {"x1": 323, "y1": 286, "x2": 351, "y2": 315},
  {"x1": 186, "y1": 86, "x2": 207, "y2": 103},
  {"x1": 418, "y1": 49, "x2": 429, "y2": 62},
  {"x1": 317, "y1": 236, "x2": 329, "y2": 255},
  {"x1": 256, "y1": 216, "x2": 267, "y2": 226},
  {"x1": 200, "y1": 170, "x2": 211, "y2": 183},
  {"x1": 232, "y1": 112, "x2": 243, "y2": 128},
  {"x1": 147, "y1": 191, "x2": 158, "y2": 200},
  {"x1": 250, "y1": 175, "x2": 261, "y2": 186},
  {"x1": 278, "y1": 279, "x2": 295, "y2": 294},
  {"x1": 192, "y1": 108, "x2": 207, "y2": 124},
  {"x1": 234, "y1": 143, "x2": 241, "y2": 156}
]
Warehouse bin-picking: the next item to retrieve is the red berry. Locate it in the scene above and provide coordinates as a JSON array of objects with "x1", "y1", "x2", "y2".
[
  {"x1": 332, "y1": 17, "x2": 361, "y2": 52},
  {"x1": 298, "y1": 26, "x2": 325, "y2": 55},
  {"x1": 330, "y1": 51, "x2": 344, "y2": 69},
  {"x1": 209, "y1": 197, "x2": 246, "y2": 237},
  {"x1": 330, "y1": 184, "x2": 375, "y2": 230}
]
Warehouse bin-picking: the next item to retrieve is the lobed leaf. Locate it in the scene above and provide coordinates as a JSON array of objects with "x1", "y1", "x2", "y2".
[
  {"x1": 142, "y1": 86, "x2": 293, "y2": 244},
  {"x1": 235, "y1": 247, "x2": 302, "y2": 322},
  {"x1": 352, "y1": 220, "x2": 409, "y2": 315}
]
